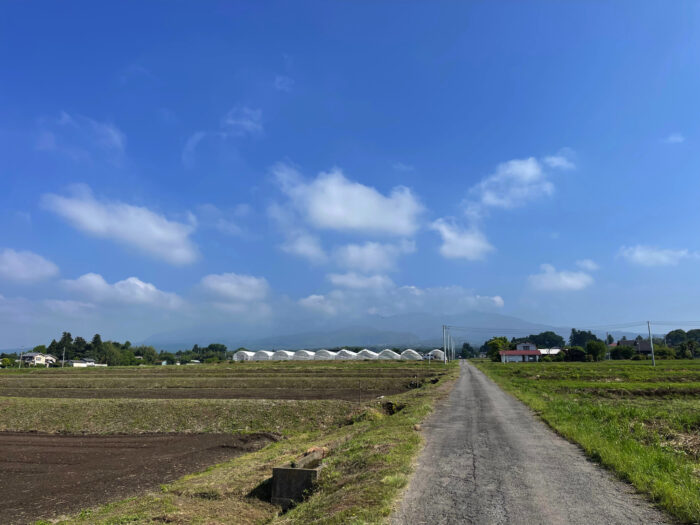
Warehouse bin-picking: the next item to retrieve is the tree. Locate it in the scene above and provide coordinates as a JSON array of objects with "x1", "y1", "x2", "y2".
[
  {"x1": 565, "y1": 346, "x2": 586, "y2": 362},
  {"x1": 606, "y1": 334, "x2": 614, "y2": 345},
  {"x1": 569, "y1": 329, "x2": 599, "y2": 347},
  {"x1": 1, "y1": 357, "x2": 14, "y2": 368},
  {"x1": 611, "y1": 345, "x2": 634, "y2": 360},
  {"x1": 687, "y1": 329, "x2": 700, "y2": 344},
  {"x1": 461, "y1": 342, "x2": 475, "y2": 359},
  {"x1": 586, "y1": 340, "x2": 607, "y2": 361},
  {"x1": 665, "y1": 329, "x2": 687, "y2": 347},
  {"x1": 485, "y1": 337, "x2": 509, "y2": 362}
]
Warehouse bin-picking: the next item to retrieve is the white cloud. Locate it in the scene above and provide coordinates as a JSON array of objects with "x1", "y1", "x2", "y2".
[
  {"x1": 465, "y1": 152, "x2": 574, "y2": 218},
  {"x1": 41, "y1": 185, "x2": 198, "y2": 265},
  {"x1": 200, "y1": 273, "x2": 269, "y2": 302},
  {"x1": 62, "y1": 273, "x2": 182, "y2": 308},
  {"x1": 618, "y1": 245, "x2": 691, "y2": 266},
  {"x1": 576, "y1": 259, "x2": 599, "y2": 271},
  {"x1": 298, "y1": 293, "x2": 337, "y2": 316},
  {"x1": 282, "y1": 232, "x2": 328, "y2": 264},
  {"x1": 0, "y1": 249, "x2": 59, "y2": 283},
  {"x1": 182, "y1": 131, "x2": 207, "y2": 168},
  {"x1": 528, "y1": 264, "x2": 593, "y2": 291},
  {"x1": 36, "y1": 112, "x2": 125, "y2": 161},
  {"x1": 430, "y1": 219, "x2": 494, "y2": 260},
  {"x1": 663, "y1": 133, "x2": 685, "y2": 144},
  {"x1": 274, "y1": 163, "x2": 423, "y2": 236},
  {"x1": 392, "y1": 162, "x2": 415, "y2": 172},
  {"x1": 543, "y1": 148, "x2": 576, "y2": 170},
  {"x1": 335, "y1": 240, "x2": 415, "y2": 273},
  {"x1": 327, "y1": 272, "x2": 394, "y2": 290},
  {"x1": 274, "y1": 75, "x2": 294, "y2": 92},
  {"x1": 297, "y1": 284, "x2": 504, "y2": 318},
  {"x1": 221, "y1": 106, "x2": 263, "y2": 136},
  {"x1": 42, "y1": 299, "x2": 94, "y2": 315}
]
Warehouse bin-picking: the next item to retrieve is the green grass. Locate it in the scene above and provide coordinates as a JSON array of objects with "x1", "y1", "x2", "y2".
[
  {"x1": 473, "y1": 359, "x2": 700, "y2": 524},
  {"x1": 32, "y1": 362, "x2": 458, "y2": 525}
]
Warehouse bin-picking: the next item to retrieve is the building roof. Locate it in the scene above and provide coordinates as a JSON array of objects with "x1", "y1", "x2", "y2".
[{"x1": 499, "y1": 350, "x2": 541, "y2": 356}]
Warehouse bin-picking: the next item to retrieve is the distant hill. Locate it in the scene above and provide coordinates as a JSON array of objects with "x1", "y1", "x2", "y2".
[{"x1": 142, "y1": 310, "x2": 574, "y2": 351}]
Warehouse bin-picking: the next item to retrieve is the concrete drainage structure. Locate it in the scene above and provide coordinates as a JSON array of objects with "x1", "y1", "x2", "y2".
[{"x1": 271, "y1": 449, "x2": 325, "y2": 510}]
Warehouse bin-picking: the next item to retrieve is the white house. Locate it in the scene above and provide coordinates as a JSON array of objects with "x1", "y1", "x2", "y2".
[
  {"x1": 538, "y1": 348, "x2": 562, "y2": 356},
  {"x1": 20, "y1": 353, "x2": 57, "y2": 367}
]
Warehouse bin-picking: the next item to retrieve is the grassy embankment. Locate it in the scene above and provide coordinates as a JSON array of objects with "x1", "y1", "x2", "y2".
[
  {"x1": 0, "y1": 361, "x2": 458, "y2": 524},
  {"x1": 473, "y1": 359, "x2": 700, "y2": 524}
]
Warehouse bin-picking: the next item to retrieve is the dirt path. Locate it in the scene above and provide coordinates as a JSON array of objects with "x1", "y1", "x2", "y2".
[
  {"x1": 392, "y1": 361, "x2": 673, "y2": 525},
  {"x1": 0, "y1": 432, "x2": 275, "y2": 525}
]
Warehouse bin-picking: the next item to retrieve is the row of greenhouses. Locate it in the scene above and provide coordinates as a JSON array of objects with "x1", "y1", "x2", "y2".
[{"x1": 233, "y1": 348, "x2": 445, "y2": 361}]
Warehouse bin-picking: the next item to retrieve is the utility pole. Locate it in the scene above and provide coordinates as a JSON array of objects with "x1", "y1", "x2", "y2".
[
  {"x1": 647, "y1": 321, "x2": 656, "y2": 367},
  {"x1": 442, "y1": 325, "x2": 447, "y2": 364}
]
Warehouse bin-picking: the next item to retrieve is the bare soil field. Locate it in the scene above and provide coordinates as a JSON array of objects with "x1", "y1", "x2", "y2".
[
  {"x1": 0, "y1": 386, "x2": 403, "y2": 400},
  {"x1": 0, "y1": 432, "x2": 275, "y2": 525}
]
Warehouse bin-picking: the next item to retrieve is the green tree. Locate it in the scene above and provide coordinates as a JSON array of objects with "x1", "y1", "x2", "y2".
[
  {"x1": 606, "y1": 334, "x2": 614, "y2": 345},
  {"x1": 486, "y1": 337, "x2": 510, "y2": 361},
  {"x1": 586, "y1": 340, "x2": 607, "y2": 361},
  {"x1": 569, "y1": 329, "x2": 599, "y2": 347},
  {"x1": 665, "y1": 329, "x2": 687, "y2": 347},
  {"x1": 461, "y1": 342, "x2": 475, "y2": 359},
  {"x1": 1, "y1": 357, "x2": 14, "y2": 367},
  {"x1": 565, "y1": 346, "x2": 586, "y2": 362}
]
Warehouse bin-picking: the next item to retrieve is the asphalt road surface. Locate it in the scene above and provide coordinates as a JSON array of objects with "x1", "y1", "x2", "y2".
[{"x1": 392, "y1": 361, "x2": 672, "y2": 525}]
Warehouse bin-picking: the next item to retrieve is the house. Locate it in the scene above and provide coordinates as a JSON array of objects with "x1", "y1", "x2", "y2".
[
  {"x1": 618, "y1": 339, "x2": 653, "y2": 355},
  {"x1": 20, "y1": 353, "x2": 57, "y2": 367},
  {"x1": 68, "y1": 359, "x2": 88, "y2": 367},
  {"x1": 516, "y1": 342, "x2": 537, "y2": 352},
  {"x1": 538, "y1": 348, "x2": 562, "y2": 356},
  {"x1": 499, "y1": 348, "x2": 541, "y2": 363}
]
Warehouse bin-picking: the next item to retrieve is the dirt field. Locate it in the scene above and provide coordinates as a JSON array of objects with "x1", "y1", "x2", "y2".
[
  {"x1": 0, "y1": 386, "x2": 407, "y2": 400},
  {"x1": 0, "y1": 432, "x2": 276, "y2": 525}
]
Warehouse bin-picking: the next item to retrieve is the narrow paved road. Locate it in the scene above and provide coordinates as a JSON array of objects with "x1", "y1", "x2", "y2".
[{"x1": 392, "y1": 361, "x2": 672, "y2": 525}]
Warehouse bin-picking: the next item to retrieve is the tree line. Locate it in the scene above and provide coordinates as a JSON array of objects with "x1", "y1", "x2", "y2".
[
  {"x1": 0, "y1": 332, "x2": 243, "y2": 367},
  {"x1": 471, "y1": 328, "x2": 699, "y2": 363}
]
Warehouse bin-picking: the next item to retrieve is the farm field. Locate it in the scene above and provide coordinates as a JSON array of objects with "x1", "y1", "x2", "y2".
[
  {"x1": 0, "y1": 361, "x2": 456, "y2": 524},
  {"x1": 0, "y1": 432, "x2": 275, "y2": 525},
  {"x1": 0, "y1": 362, "x2": 435, "y2": 400},
  {"x1": 473, "y1": 359, "x2": 700, "y2": 523}
]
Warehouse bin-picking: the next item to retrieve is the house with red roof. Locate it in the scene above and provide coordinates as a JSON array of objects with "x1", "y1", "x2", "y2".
[{"x1": 499, "y1": 342, "x2": 541, "y2": 363}]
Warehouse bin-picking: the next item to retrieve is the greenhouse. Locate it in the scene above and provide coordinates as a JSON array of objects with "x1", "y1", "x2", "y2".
[
  {"x1": 400, "y1": 349, "x2": 422, "y2": 360},
  {"x1": 314, "y1": 349, "x2": 337, "y2": 360},
  {"x1": 233, "y1": 350, "x2": 255, "y2": 362},
  {"x1": 335, "y1": 349, "x2": 358, "y2": 360},
  {"x1": 428, "y1": 349, "x2": 445, "y2": 360},
  {"x1": 357, "y1": 349, "x2": 378, "y2": 360},
  {"x1": 293, "y1": 349, "x2": 315, "y2": 360},
  {"x1": 378, "y1": 349, "x2": 401, "y2": 360},
  {"x1": 272, "y1": 350, "x2": 295, "y2": 361},
  {"x1": 253, "y1": 350, "x2": 274, "y2": 361}
]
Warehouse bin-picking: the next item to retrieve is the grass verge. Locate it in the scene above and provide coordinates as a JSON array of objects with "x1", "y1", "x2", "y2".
[{"x1": 472, "y1": 359, "x2": 700, "y2": 524}]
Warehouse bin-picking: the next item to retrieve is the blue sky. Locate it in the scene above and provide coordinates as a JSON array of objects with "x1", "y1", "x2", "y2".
[{"x1": 1, "y1": 2, "x2": 700, "y2": 347}]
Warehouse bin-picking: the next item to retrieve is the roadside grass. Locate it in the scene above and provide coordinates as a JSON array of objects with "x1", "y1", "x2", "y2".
[
  {"x1": 39, "y1": 362, "x2": 459, "y2": 525},
  {"x1": 473, "y1": 359, "x2": 700, "y2": 524}
]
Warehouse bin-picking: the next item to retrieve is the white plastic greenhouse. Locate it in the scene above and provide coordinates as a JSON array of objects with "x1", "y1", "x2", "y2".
[
  {"x1": 293, "y1": 349, "x2": 316, "y2": 360},
  {"x1": 428, "y1": 349, "x2": 445, "y2": 360},
  {"x1": 272, "y1": 350, "x2": 295, "y2": 361},
  {"x1": 314, "y1": 349, "x2": 337, "y2": 360},
  {"x1": 401, "y1": 349, "x2": 422, "y2": 360},
  {"x1": 357, "y1": 349, "x2": 378, "y2": 360},
  {"x1": 253, "y1": 350, "x2": 274, "y2": 361},
  {"x1": 335, "y1": 349, "x2": 358, "y2": 360},
  {"x1": 378, "y1": 349, "x2": 401, "y2": 360},
  {"x1": 233, "y1": 351, "x2": 255, "y2": 362}
]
